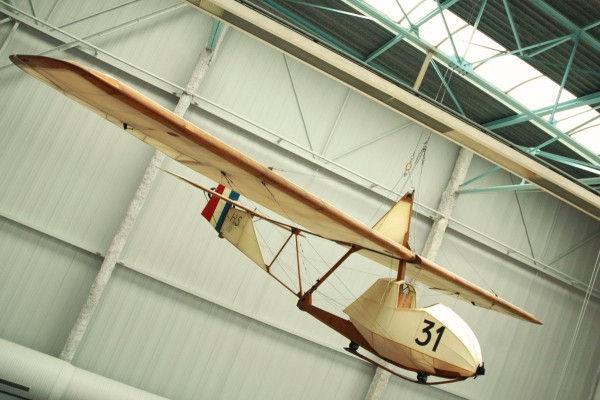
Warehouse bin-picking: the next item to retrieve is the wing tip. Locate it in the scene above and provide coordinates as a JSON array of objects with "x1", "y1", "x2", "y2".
[
  {"x1": 522, "y1": 312, "x2": 542, "y2": 325},
  {"x1": 10, "y1": 54, "x2": 51, "y2": 68}
]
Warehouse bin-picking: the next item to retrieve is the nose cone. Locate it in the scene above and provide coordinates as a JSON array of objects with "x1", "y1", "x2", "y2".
[{"x1": 424, "y1": 303, "x2": 483, "y2": 373}]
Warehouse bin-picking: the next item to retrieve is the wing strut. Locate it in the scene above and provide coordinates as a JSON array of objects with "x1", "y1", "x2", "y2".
[{"x1": 300, "y1": 245, "x2": 361, "y2": 301}]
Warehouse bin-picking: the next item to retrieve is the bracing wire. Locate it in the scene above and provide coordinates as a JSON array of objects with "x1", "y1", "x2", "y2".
[{"x1": 552, "y1": 247, "x2": 600, "y2": 400}]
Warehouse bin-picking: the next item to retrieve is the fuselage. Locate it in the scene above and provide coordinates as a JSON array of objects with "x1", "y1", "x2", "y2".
[{"x1": 298, "y1": 279, "x2": 483, "y2": 379}]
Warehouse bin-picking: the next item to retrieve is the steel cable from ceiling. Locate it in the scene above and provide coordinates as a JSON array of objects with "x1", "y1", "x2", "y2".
[{"x1": 552, "y1": 246, "x2": 600, "y2": 400}]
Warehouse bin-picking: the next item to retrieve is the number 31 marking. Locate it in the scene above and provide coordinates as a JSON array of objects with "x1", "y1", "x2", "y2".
[{"x1": 415, "y1": 319, "x2": 445, "y2": 352}]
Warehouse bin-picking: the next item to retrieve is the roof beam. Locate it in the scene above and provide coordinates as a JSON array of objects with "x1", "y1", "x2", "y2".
[
  {"x1": 333, "y1": 0, "x2": 600, "y2": 165},
  {"x1": 364, "y1": 33, "x2": 405, "y2": 63},
  {"x1": 436, "y1": 0, "x2": 460, "y2": 59},
  {"x1": 461, "y1": 0, "x2": 487, "y2": 59},
  {"x1": 431, "y1": 59, "x2": 465, "y2": 115},
  {"x1": 549, "y1": 34, "x2": 580, "y2": 123},
  {"x1": 484, "y1": 91, "x2": 600, "y2": 130},
  {"x1": 413, "y1": 0, "x2": 461, "y2": 28},
  {"x1": 473, "y1": 19, "x2": 599, "y2": 67},
  {"x1": 276, "y1": 0, "x2": 370, "y2": 19},
  {"x1": 531, "y1": 0, "x2": 600, "y2": 54},
  {"x1": 459, "y1": 177, "x2": 600, "y2": 194},
  {"x1": 413, "y1": 51, "x2": 433, "y2": 90},
  {"x1": 257, "y1": 0, "x2": 363, "y2": 59},
  {"x1": 535, "y1": 150, "x2": 600, "y2": 176},
  {"x1": 502, "y1": 0, "x2": 523, "y2": 56}
]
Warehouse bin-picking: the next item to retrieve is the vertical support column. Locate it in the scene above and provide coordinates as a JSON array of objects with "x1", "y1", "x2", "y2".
[
  {"x1": 413, "y1": 51, "x2": 433, "y2": 91},
  {"x1": 59, "y1": 21, "x2": 228, "y2": 363},
  {"x1": 421, "y1": 148, "x2": 473, "y2": 260},
  {"x1": 364, "y1": 147, "x2": 473, "y2": 399}
]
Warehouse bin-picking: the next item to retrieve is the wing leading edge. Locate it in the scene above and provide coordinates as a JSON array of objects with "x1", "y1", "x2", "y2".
[{"x1": 10, "y1": 55, "x2": 541, "y2": 324}]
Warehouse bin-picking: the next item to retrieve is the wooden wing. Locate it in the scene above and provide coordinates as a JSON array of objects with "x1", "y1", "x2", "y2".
[{"x1": 10, "y1": 55, "x2": 541, "y2": 324}]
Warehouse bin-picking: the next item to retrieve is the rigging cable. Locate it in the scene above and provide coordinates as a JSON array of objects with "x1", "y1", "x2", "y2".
[{"x1": 552, "y1": 246, "x2": 600, "y2": 400}]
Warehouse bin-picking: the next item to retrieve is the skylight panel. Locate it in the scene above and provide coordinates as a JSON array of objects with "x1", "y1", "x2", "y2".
[
  {"x1": 364, "y1": 1, "x2": 599, "y2": 159},
  {"x1": 509, "y1": 76, "x2": 574, "y2": 110},
  {"x1": 475, "y1": 56, "x2": 541, "y2": 92},
  {"x1": 364, "y1": 0, "x2": 403, "y2": 22},
  {"x1": 572, "y1": 127, "x2": 600, "y2": 156},
  {"x1": 553, "y1": 107, "x2": 596, "y2": 125},
  {"x1": 436, "y1": 25, "x2": 472, "y2": 58},
  {"x1": 557, "y1": 109, "x2": 600, "y2": 133},
  {"x1": 461, "y1": 30, "x2": 504, "y2": 62},
  {"x1": 406, "y1": 0, "x2": 436, "y2": 24},
  {"x1": 418, "y1": 15, "x2": 450, "y2": 45}
]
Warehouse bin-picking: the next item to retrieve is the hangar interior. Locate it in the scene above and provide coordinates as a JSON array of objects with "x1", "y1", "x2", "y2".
[{"x1": 0, "y1": 0, "x2": 599, "y2": 399}]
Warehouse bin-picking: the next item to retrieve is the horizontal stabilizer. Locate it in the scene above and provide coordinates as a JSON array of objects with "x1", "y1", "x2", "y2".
[
  {"x1": 220, "y1": 208, "x2": 267, "y2": 270},
  {"x1": 201, "y1": 186, "x2": 266, "y2": 270}
]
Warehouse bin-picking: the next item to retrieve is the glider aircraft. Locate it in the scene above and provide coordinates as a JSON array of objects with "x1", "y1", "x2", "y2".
[{"x1": 10, "y1": 55, "x2": 541, "y2": 385}]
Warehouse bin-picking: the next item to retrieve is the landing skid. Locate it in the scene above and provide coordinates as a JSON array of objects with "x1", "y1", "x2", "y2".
[{"x1": 344, "y1": 346, "x2": 467, "y2": 385}]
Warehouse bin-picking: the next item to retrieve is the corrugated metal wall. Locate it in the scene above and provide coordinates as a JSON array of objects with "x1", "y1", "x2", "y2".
[{"x1": 1, "y1": 1, "x2": 599, "y2": 399}]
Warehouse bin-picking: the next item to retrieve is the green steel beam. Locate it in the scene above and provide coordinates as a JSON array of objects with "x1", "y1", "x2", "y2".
[
  {"x1": 484, "y1": 91, "x2": 600, "y2": 130},
  {"x1": 281, "y1": 0, "x2": 370, "y2": 18},
  {"x1": 472, "y1": 34, "x2": 574, "y2": 67},
  {"x1": 473, "y1": 19, "x2": 600, "y2": 68},
  {"x1": 459, "y1": 176, "x2": 600, "y2": 194},
  {"x1": 460, "y1": 182, "x2": 539, "y2": 194},
  {"x1": 365, "y1": 0, "x2": 463, "y2": 63},
  {"x1": 527, "y1": 35, "x2": 573, "y2": 58},
  {"x1": 259, "y1": 0, "x2": 364, "y2": 60},
  {"x1": 462, "y1": 0, "x2": 487, "y2": 59},
  {"x1": 338, "y1": 0, "x2": 600, "y2": 166},
  {"x1": 461, "y1": 147, "x2": 599, "y2": 191},
  {"x1": 431, "y1": 59, "x2": 465, "y2": 115},
  {"x1": 414, "y1": 0, "x2": 461, "y2": 28},
  {"x1": 364, "y1": 33, "x2": 405, "y2": 63},
  {"x1": 206, "y1": 19, "x2": 224, "y2": 50},
  {"x1": 393, "y1": 0, "x2": 414, "y2": 28},
  {"x1": 369, "y1": 60, "x2": 411, "y2": 87},
  {"x1": 502, "y1": 0, "x2": 523, "y2": 55},
  {"x1": 549, "y1": 34, "x2": 580, "y2": 123},
  {"x1": 460, "y1": 166, "x2": 501, "y2": 187},
  {"x1": 531, "y1": 0, "x2": 600, "y2": 54},
  {"x1": 535, "y1": 150, "x2": 600, "y2": 175},
  {"x1": 437, "y1": 0, "x2": 459, "y2": 59}
]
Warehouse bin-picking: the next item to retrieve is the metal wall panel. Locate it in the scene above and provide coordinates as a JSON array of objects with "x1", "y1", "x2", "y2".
[
  {"x1": 432, "y1": 230, "x2": 600, "y2": 400},
  {"x1": 455, "y1": 156, "x2": 600, "y2": 287},
  {"x1": 197, "y1": 28, "x2": 457, "y2": 210},
  {"x1": 74, "y1": 266, "x2": 374, "y2": 400},
  {"x1": 0, "y1": 217, "x2": 99, "y2": 356},
  {"x1": 383, "y1": 377, "x2": 466, "y2": 400},
  {"x1": 0, "y1": 64, "x2": 154, "y2": 252},
  {"x1": 88, "y1": 2, "x2": 211, "y2": 89}
]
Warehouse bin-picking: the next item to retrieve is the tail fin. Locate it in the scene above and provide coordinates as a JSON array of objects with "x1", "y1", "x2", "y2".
[
  {"x1": 372, "y1": 192, "x2": 414, "y2": 247},
  {"x1": 201, "y1": 185, "x2": 267, "y2": 270}
]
